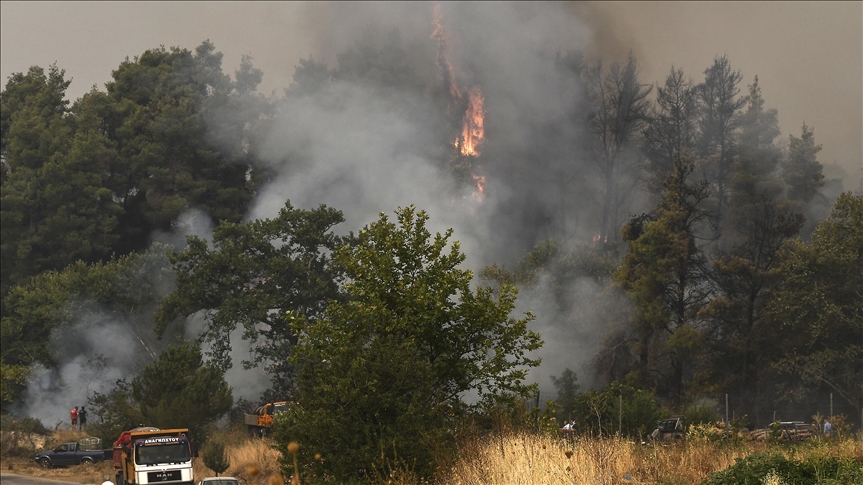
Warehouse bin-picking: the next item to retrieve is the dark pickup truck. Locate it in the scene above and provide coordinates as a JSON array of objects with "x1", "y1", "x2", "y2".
[{"x1": 35, "y1": 441, "x2": 110, "y2": 468}]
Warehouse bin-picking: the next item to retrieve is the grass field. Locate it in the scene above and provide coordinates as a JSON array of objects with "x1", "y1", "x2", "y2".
[{"x1": 3, "y1": 428, "x2": 861, "y2": 485}]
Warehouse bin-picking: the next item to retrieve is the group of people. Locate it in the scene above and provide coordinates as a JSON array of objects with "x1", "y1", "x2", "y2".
[{"x1": 69, "y1": 405, "x2": 88, "y2": 430}]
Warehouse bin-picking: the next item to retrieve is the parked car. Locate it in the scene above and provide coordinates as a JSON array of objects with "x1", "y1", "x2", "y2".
[
  {"x1": 199, "y1": 478, "x2": 241, "y2": 485},
  {"x1": 34, "y1": 441, "x2": 108, "y2": 468}
]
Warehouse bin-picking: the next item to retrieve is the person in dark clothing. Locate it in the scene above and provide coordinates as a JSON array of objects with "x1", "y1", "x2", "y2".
[{"x1": 79, "y1": 406, "x2": 88, "y2": 430}]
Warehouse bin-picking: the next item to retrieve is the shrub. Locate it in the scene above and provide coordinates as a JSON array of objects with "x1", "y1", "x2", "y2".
[
  {"x1": 684, "y1": 402, "x2": 718, "y2": 426},
  {"x1": 0, "y1": 415, "x2": 50, "y2": 456},
  {"x1": 203, "y1": 439, "x2": 230, "y2": 476},
  {"x1": 702, "y1": 451, "x2": 863, "y2": 485}
]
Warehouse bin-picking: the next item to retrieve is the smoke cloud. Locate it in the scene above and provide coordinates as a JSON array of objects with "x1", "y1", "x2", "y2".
[{"x1": 251, "y1": 2, "x2": 614, "y2": 393}]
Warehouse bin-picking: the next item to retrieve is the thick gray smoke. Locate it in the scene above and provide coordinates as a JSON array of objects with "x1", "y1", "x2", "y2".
[
  {"x1": 19, "y1": 3, "x2": 625, "y2": 423},
  {"x1": 251, "y1": 3, "x2": 618, "y2": 393}
]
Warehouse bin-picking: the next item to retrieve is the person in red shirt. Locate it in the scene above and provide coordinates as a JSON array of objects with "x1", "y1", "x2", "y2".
[{"x1": 70, "y1": 406, "x2": 79, "y2": 428}]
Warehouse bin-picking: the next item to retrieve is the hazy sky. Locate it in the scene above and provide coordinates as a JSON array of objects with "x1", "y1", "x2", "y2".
[{"x1": 2, "y1": 1, "x2": 860, "y2": 186}]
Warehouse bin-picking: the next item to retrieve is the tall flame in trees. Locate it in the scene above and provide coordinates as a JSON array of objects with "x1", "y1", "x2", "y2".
[
  {"x1": 432, "y1": 3, "x2": 487, "y2": 200},
  {"x1": 460, "y1": 87, "x2": 485, "y2": 157}
]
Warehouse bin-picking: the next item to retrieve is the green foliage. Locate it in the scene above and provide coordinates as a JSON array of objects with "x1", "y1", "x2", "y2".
[
  {"x1": 130, "y1": 342, "x2": 232, "y2": 443},
  {"x1": 784, "y1": 123, "x2": 824, "y2": 205},
  {"x1": 684, "y1": 402, "x2": 719, "y2": 426},
  {"x1": 699, "y1": 200, "x2": 802, "y2": 400},
  {"x1": 0, "y1": 415, "x2": 50, "y2": 456},
  {"x1": 87, "y1": 379, "x2": 143, "y2": 446},
  {"x1": 696, "y1": 55, "x2": 747, "y2": 220},
  {"x1": 769, "y1": 193, "x2": 863, "y2": 413},
  {"x1": 276, "y1": 206, "x2": 541, "y2": 482},
  {"x1": 156, "y1": 201, "x2": 349, "y2": 392},
  {"x1": 1, "y1": 244, "x2": 173, "y2": 373},
  {"x1": 203, "y1": 439, "x2": 230, "y2": 476},
  {"x1": 0, "y1": 363, "x2": 29, "y2": 410},
  {"x1": 702, "y1": 451, "x2": 863, "y2": 485},
  {"x1": 1, "y1": 40, "x2": 271, "y2": 301},
  {"x1": 572, "y1": 382, "x2": 662, "y2": 439},
  {"x1": 551, "y1": 368, "x2": 580, "y2": 422},
  {"x1": 1, "y1": 63, "x2": 122, "y2": 298},
  {"x1": 615, "y1": 151, "x2": 711, "y2": 401},
  {"x1": 0, "y1": 414, "x2": 50, "y2": 434}
]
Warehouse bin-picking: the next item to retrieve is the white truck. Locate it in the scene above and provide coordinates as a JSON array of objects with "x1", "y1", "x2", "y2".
[{"x1": 113, "y1": 427, "x2": 194, "y2": 485}]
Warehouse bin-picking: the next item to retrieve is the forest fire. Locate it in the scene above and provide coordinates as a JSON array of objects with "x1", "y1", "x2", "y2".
[
  {"x1": 460, "y1": 87, "x2": 485, "y2": 157},
  {"x1": 432, "y1": 3, "x2": 487, "y2": 201}
]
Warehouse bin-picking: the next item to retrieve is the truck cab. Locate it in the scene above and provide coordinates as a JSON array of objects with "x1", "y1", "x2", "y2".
[{"x1": 114, "y1": 427, "x2": 194, "y2": 485}]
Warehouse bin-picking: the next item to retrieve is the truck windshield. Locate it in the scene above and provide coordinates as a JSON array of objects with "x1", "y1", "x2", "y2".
[
  {"x1": 273, "y1": 403, "x2": 288, "y2": 413},
  {"x1": 135, "y1": 443, "x2": 191, "y2": 465}
]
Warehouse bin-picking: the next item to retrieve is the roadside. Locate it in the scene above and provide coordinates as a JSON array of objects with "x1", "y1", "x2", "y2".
[{"x1": 0, "y1": 456, "x2": 112, "y2": 484}]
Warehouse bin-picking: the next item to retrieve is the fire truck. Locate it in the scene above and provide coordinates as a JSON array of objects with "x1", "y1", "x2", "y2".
[{"x1": 113, "y1": 427, "x2": 194, "y2": 485}]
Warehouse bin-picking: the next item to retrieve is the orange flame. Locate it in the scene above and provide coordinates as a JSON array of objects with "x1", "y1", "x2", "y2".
[
  {"x1": 460, "y1": 87, "x2": 485, "y2": 157},
  {"x1": 432, "y1": 2, "x2": 487, "y2": 204},
  {"x1": 471, "y1": 173, "x2": 486, "y2": 202}
]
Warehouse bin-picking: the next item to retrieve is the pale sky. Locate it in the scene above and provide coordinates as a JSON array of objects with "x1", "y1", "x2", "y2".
[{"x1": 2, "y1": 1, "x2": 861, "y2": 187}]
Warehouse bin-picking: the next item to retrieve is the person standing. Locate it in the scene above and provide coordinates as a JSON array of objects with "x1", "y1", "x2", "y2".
[
  {"x1": 70, "y1": 406, "x2": 78, "y2": 429},
  {"x1": 823, "y1": 419, "x2": 832, "y2": 437},
  {"x1": 79, "y1": 406, "x2": 88, "y2": 430}
]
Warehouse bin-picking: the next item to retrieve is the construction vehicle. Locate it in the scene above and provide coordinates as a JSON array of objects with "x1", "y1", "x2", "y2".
[
  {"x1": 244, "y1": 401, "x2": 289, "y2": 437},
  {"x1": 113, "y1": 427, "x2": 194, "y2": 485}
]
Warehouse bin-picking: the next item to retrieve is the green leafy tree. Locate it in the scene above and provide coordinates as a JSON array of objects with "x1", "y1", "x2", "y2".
[
  {"x1": 156, "y1": 201, "x2": 350, "y2": 394},
  {"x1": 1, "y1": 244, "x2": 173, "y2": 371},
  {"x1": 616, "y1": 150, "x2": 712, "y2": 403},
  {"x1": 699, "y1": 200, "x2": 802, "y2": 406},
  {"x1": 102, "y1": 41, "x2": 265, "y2": 255},
  {"x1": 1, "y1": 64, "x2": 121, "y2": 299},
  {"x1": 277, "y1": 206, "x2": 542, "y2": 482},
  {"x1": 131, "y1": 342, "x2": 232, "y2": 443},
  {"x1": 769, "y1": 193, "x2": 863, "y2": 418},
  {"x1": 0, "y1": 364, "x2": 29, "y2": 410},
  {"x1": 86, "y1": 379, "x2": 144, "y2": 447}
]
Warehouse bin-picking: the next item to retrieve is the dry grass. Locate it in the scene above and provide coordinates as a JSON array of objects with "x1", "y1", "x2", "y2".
[
  {"x1": 433, "y1": 432, "x2": 863, "y2": 485},
  {"x1": 195, "y1": 429, "x2": 284, "y2": 485},
  {"x1": 4, "y1": 428, "x2": 861, "y2": 485}
]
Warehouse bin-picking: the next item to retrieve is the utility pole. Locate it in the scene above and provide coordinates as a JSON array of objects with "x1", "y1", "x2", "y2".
[
  {"x1": 619, "y1": 395, "x2": 623, "y2": 436},
  {"x1": 725, "y1": 394, "x2": 729, "y2": 439}
]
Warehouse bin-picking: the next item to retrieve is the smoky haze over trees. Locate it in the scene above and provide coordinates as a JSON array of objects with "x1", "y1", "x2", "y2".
[{"x1": 1, "y1": 2, "x2": 861, "y2": 479}]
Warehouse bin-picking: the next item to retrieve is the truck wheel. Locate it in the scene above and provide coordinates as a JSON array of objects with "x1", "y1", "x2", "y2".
[
  {"x1": 81, "y1": 457, "x2": 94, "y2": 465},
  {"x1": 39, "y1": 457, "x2": 52, "y2": 468}
]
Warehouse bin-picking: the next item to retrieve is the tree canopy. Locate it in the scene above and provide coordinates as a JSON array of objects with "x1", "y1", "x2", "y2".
[{"x1": 276, "y1": 206, "x2": 542, "y2": 481}]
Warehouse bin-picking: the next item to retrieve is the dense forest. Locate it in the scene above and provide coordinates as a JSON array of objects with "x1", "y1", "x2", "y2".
[{"x1": 1, "y1": 24, "x2": 861, "y2": 482}]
